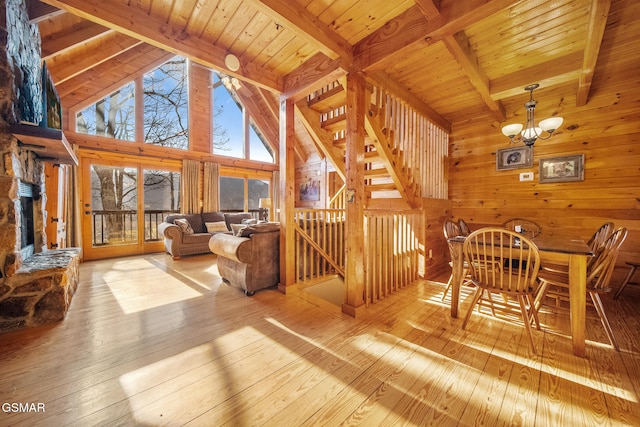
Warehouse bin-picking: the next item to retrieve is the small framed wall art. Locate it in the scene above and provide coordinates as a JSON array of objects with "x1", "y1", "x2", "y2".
[
  {"x1": 496, "y1": 146, "x2": 533, "y2": 170},
  {"x1": 539, "y1": 154, "x2": 585, "y2": 183}
]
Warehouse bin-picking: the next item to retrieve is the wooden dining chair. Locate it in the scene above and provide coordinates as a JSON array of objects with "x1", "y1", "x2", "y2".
[
  {"x1": 588, "y1": 221, "x2": 615, "y2": 253},
  {"x1": 461, "y1": 228, "x2": 541, "y2": 354},
  {"x1": 502, "y1": 218, "x2": 541, "y2": 239},
  {"x1": 534, "y1": 227, "x2": 628, "y2": 351},
  {"x1": 458, "y1": 218, "x2": 471, "y2": 236},
  {"x1": 442, "y1": 220, "x2": 471, "y2": 301}
]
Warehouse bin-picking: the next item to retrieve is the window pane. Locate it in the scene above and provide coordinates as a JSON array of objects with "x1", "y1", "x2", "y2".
[
  {"x1": 249, "y1": 122, "x2": 274, "y2": 163},
  {"x1": 90, "y1": 165, "x2": 138, "y2": 247},
  {"x1": 219, "y1": 176, "x2": 245, "y2": 211},
  {"x1": 144, "y1": 56, "x2": 189, "y2": 149},
  {"x1": 76, "y1": 83, "x2": 135, "y2": 141},
  {"x1": 143, "y1": 169, "x2": 181, "y2": 241},
  {"x1": 213, "y1": 73, "x2": 244, "y2": 158},
  {"x1": 248, "y1": 179, "x2": 270, "y2": 211}
]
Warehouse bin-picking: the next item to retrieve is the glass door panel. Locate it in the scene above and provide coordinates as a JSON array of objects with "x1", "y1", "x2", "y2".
[
  {"x1": 143, "y1": 169, "x2": 181, "y2": 242},
  {"x1": 90, "y1": 164, "x2": 138, "y2": 247}
]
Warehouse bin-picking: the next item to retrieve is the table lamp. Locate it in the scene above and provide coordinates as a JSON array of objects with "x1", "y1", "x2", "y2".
[{"x1": 259, "y1": 198, "x2": 272, "y2": 222}]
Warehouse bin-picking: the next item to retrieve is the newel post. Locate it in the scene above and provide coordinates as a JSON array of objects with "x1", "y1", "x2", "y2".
[
  {"x1": 342, "y1": 72, "x2": 366, "y2": 316},
  {"x1": 278, "y1": 96, "x2": 296, "y2": 293}
]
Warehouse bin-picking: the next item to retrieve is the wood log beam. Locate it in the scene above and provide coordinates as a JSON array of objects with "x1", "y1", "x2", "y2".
[
  {"x1": 354, "y1": 0, "x2": 519, "y2": 72},
  {"x1": 47, "y1": 33, "x2": 142, "y2": 84},
  {"x1": 490, "y1": 51, "x2": 584, "y2": 101},
  {"x1": 27, "y1": 0, "x2": 64, "y2": 23},
  {"x1": 41, "y1": 0, "x2": 283, "y2": 92},
  {"x1": 246, "y1": 0, "x2": 353, "y2": 65},
  {"x1": 282, "y1": 53, "x2": 347, "y2": 102},
  {"x1": 443, "y1": 31, "x2": 505, "y2": 122},
  {"x1": 577, "y1": 0, "x2": 611, "y2": 107},
  {"x1": 414, "y1": 0, "x2": 441, "y2": 20},
  {"x1": 41, "y1": 19, "x2": 111, "y2": 60}
]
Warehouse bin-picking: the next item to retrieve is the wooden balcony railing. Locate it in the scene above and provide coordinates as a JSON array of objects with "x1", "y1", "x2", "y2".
[{"x1": 294, "y1": 208, "x2": 423, "y2": 306}]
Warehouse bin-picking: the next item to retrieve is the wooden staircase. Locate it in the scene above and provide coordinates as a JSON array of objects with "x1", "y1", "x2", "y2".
[{"x1": 298, "y1": 80, "x2": 423, "y2": 208}]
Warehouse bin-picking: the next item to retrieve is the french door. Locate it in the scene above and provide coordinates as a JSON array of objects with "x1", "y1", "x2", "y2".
[{"x1": 81, "y1": 157, "x2": 181, "y2": 260}]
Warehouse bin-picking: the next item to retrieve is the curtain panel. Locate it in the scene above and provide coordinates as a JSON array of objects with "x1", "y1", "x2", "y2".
[
  {"x1": 182, "y1": 159, "x2": 200, "y2": 214},
  {"x1": 203, "y1": 162, "x2": 220, "y2": 212}
]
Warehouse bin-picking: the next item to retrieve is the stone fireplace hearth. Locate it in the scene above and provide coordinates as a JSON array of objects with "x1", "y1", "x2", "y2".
[{"x1": 0, "y1": 0, "x2": 80, "y2": 333}]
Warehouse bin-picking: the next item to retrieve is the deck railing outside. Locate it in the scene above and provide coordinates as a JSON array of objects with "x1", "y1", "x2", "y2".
[{"x1": 92, "y1": 209, "x2": 262, "y2": 246}]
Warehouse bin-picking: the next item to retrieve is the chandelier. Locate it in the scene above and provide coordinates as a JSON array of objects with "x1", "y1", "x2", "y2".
[{"x1": 501, "y1": 84, "x2": 563, "y2": 147}]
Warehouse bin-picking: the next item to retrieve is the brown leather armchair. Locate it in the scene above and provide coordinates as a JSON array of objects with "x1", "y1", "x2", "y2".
[{"x1": 208, "y1": 223, "x2": 280, "y2": 295}]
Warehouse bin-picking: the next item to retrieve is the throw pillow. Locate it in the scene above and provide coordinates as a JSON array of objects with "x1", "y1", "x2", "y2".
[
  {"x1": 231, "y1": 223, "x2": 247, "y2": 236},
  {"x1": 174, "y1": 218, "x2": 194, "y2": 234},
  {"x1": 205, "y1": 221, "x2": 228, "y2": 233}
]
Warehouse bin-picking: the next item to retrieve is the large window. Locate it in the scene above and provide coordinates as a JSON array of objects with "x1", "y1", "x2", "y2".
[
  {"x1": 219, "y1": 171, "x2": 270, "y2": 214},
  {"x1": 212, "y1": 72, "x2": 274, "y2": 163},
  {"x1": 144, "y1": 56, "x2": 189, "y2": 149},
  {"x1": 76, "y1": 83, "x2": 135, "y2": 140},
  {"x1": 75, "y1": 57, "x2": 190, "y2": 150}
]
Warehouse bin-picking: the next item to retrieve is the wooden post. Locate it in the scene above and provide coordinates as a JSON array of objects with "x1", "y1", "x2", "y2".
[
  {"x1": 342, "y1": 72, "x2": 366, "y2": 316},
  {"x1": 278, "y1": 96, "x2": 296, "y2": 293}
]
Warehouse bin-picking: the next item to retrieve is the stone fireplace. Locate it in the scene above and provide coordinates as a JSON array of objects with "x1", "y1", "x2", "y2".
[{"x1": 0, "y1": 0, "x2": 80, "y2": 333}]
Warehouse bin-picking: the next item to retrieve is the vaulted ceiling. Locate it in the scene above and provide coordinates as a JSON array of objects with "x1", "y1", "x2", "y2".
[{"x1": 31, "y1": 0, "x2": 637, "y2": 146}]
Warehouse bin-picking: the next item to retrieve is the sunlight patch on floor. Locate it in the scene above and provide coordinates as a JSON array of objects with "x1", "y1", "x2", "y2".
[{"x1": 105, "y1": 258, "x2": 203, "y2": 314}]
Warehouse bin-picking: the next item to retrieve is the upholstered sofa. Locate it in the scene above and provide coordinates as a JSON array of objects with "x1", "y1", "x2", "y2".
[
  {"x1": 208, "y1": 222, "x2": 280, "y2": 295},
  {"x1": 158, "y1": 212, "x2": 252, "y2": 259}
]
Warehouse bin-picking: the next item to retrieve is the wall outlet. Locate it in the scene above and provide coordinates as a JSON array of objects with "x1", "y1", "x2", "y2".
[
  {"x1": 519, "y1": 172, "x2": 534, "y2": 181},
  {"x1": 428, "y1": 249, "x2": 433, "y2": 259}
]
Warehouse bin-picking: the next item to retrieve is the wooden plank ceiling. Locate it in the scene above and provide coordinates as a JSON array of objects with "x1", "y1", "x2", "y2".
[{"x1": 30, "y1": 0, "x2": 631, "y2": 158}]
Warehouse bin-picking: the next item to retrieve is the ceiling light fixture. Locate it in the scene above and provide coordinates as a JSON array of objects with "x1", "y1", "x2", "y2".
[
  {"x1": 501, "y1": 83, "x2": 563, "y2": 147},
  {"x1": 224, "y1": 53, "x2": 240, "y2": 72}
]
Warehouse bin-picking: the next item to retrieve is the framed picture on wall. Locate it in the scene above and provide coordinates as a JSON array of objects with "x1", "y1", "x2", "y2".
[
  {"x1": 539, "y1": 154, "x2": 585, "y2": 183},
  {"x1": 299, "y1": 178, "x2": 320, "y2": 201},
  {"x1": 496, "y1": 146, "x2": 533, "y2": 170}
]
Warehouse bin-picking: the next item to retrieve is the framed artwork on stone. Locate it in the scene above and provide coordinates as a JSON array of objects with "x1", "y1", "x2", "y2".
[{"x1": 41, "y1": 62, "x2": 62, "y2": 130}]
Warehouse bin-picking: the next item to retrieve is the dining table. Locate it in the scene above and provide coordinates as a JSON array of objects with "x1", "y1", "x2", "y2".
[{"x1": 447, "y1": 233, "x2": 594, "y2": 357}]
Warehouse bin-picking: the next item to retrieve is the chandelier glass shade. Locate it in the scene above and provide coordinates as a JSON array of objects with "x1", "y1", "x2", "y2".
[{"x1": 501, "y1": 84, "x2": 563, "y2": 147}]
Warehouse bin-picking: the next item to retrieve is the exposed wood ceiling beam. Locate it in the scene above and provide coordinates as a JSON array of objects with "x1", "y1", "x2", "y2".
[
  {"x1": 282, "y1": 53, "x2": 347, "y2": 101},
  {"x1": 41, "y1": 20, "x2": 111, "y2": 60},
  {"x1": 414, "y1": 0, "x2": 441, "y2": 20},
  {"x1": 246, "y1": 0, "x2": 353, "y2": 66},
  {"x1": 47, "y1": 33, "x2": 142, "y2": 84},
  {"x1": 443, "y1": 31, "x2": 505, "y2": 122},
  {"x1": 490, "y1": 51, "x2": 584, "y2": 101},
  {"x1": 366, "y1": 71, "x2": 451, "y2": 133},
  {"x1": 577, "y1": 0, "x2": 611, "y2": 107},
  {"x1": 27, "y1": 0, "x2": 64, "y2": 23},
  {"x1": 41, "y1": 0, "x2": 283, "y2": 92},
  {"x1": 354, "y1": 0, "x2": 519, "y2": 72}
]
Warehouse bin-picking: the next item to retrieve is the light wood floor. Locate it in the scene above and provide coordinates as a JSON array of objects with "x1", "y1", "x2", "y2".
[{"x1": 1, "y1": 253, "x2": 639, "y2": 426}]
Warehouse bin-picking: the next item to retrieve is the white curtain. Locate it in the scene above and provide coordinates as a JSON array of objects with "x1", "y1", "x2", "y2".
[
  {"x1": 202, "y1": 162, "x2": 219, "y2": 212},
  {"x1": 182, "y1": 159, "x2": 200, "y2": 214}
]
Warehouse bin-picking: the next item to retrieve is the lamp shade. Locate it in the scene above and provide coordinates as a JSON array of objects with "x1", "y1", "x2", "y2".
[
  {"x1": 502, "y1": 123, "x2": 523, "y2": 138},
  {"x1": 259, "y1": 198, "x2": 272, "y2": 209},
  {"x1": 522, "y1": 127, "x2": 542, "y2": 140},
  {"x1": 539, "y1": 117, "x2": 563, "y2": 132}
]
